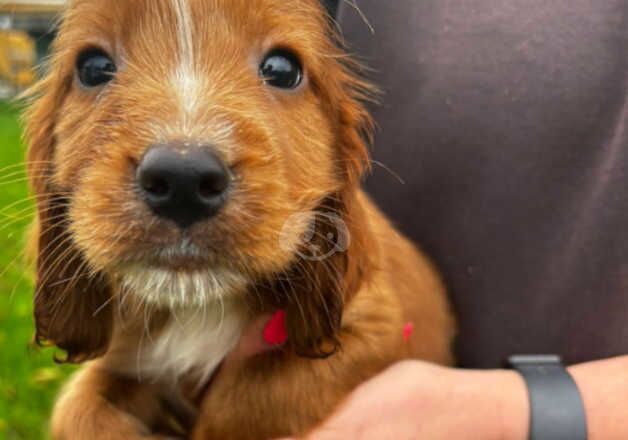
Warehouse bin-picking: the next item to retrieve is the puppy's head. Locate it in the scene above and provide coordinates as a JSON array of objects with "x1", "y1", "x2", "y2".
[{"x1": 26, "y1": 0, "x2": 373, "y2": 362}]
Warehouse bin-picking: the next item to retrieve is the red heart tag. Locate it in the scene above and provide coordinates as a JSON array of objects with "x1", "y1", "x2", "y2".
[
  {"x1": 263, "y1": 310, "x2": 288, "y2": 347},
  {"x1": 403, "y1": 322, "x2": 415, "y2": 343}
]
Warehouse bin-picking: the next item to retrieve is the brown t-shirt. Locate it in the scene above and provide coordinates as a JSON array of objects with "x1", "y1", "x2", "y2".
[{"x1": 339, "y1": 0, "x2": 628, "y2": 368}]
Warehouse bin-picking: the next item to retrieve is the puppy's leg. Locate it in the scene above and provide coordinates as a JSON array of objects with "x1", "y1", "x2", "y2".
[{"x1": 51, "y1": 362, "x2": 177, "y2": 440}]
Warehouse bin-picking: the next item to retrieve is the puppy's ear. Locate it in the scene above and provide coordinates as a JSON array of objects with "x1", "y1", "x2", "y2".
[
  {"x1": 279, "y1": 192, "x2": 373, "y2": 358},
  {"x1": 279, "y1": 51, "x2": 376, "y2": 357},
  {"x1": 24, "y1": 73, "x2": 113, "y2": 363}
]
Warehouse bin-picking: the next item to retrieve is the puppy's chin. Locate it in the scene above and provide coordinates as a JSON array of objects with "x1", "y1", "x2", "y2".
[{"x1": 117, "y1": 265, "x2": 248, "y2": 309}]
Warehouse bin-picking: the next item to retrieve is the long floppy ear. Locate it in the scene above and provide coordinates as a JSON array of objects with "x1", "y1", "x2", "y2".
[
  {"x1": 279, "y1": 191, "x2": 374, "y2": 358},
  {"x1": 24, "y1": 72, "x2": 113, "y2": 363},
  {"x1": 277, "y1": 41, "x2": 377, "y2": 357}
]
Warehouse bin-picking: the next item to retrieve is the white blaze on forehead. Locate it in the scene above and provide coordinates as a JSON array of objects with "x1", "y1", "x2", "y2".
[
  {"x1": 172, "y1": 0, "x2": 194, "y2": 66},
  {"x1": 170, "y1": 0, "x2": 200, "y2": 129},
  {"x1": 159, "y1": 0, "x2": 235, "y2": 146}
]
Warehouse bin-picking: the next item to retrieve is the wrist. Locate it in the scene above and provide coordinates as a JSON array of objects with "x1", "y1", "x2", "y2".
[
  {"x1": 492, "y1": 370, "x2": 529, "y2": 440},
  {"x1": 460, "y1": 369, "x2": 528, "y2": 440}
]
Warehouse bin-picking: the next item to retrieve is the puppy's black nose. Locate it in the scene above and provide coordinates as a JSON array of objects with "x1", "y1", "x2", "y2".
[{"x1": 137, "y1": 145, "x2": 230, "y2": 228}]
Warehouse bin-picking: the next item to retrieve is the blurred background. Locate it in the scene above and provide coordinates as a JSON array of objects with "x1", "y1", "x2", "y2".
[{"x1": 0, "y1": 2, "x2": 75, "y2": 439}]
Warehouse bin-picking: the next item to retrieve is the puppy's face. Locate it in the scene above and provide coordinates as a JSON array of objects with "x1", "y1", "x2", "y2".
[
  {"x1": 28, "y1": 0, "x2": 372, "y2": 360},
  {"x1": 32, "y1": 0, "x2": 367, "y2": 308}
]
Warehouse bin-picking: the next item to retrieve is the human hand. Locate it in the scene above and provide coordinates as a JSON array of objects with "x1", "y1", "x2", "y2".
[
  {"x1": 285, "y1": 361, "x2": 529, "y2": 440},
  {"x1": 222, "y1": 316, "x2": 628, "y2": 440}
]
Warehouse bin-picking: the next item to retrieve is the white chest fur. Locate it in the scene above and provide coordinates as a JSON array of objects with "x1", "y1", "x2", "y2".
[{"x1": 111, "y1": 301, "x2": 247, "y2": 387}]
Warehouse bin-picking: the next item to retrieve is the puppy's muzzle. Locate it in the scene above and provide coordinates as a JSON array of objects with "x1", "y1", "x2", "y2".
[{"x1": 137, "y1": 144, "x2": 231, "y2": 228}]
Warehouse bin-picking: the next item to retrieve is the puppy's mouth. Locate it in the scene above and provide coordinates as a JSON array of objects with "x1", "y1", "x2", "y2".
[
  {"x1": 139, "y1": 240, "x2": 215, "y2": 271},
  {"x1": 115, "y1": 240, "x2": 248, "y2": 308}
]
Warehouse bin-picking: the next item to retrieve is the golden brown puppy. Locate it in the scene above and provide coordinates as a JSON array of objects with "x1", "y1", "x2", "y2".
[{"x1": 24, "y1": 0, "x2": 455, "y2": 438}]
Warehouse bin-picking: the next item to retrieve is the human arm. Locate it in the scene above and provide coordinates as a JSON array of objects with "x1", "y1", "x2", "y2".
[{"x1": 288, "y1": 356, "x2": 628, "y2": 440}]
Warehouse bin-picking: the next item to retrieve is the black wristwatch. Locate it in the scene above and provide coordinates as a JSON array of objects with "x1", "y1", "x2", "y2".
[{"x1": 509, "y1": 355, "x2": 587, "y2": 440}]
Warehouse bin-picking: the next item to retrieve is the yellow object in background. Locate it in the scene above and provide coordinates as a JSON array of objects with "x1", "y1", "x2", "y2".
[{"x1": 0, "y1": 29, "x2": 36, "y2": 90}]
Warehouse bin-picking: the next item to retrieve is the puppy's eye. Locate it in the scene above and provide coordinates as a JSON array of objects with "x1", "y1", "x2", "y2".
[
  {"x1": 260, "y1": 49, "x2": 303, "y2": 90},
  {"x1": 76, "y1": 49, "x2": 116, "y2": 88}
]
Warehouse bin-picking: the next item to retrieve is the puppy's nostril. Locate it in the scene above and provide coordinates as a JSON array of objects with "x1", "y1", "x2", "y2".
[
  {"x1": 141, "y1": 175, "x2": 170, "y2": 197},
  {"x1": 198, "y1": 174, "x2": 229, "y2": 200}
]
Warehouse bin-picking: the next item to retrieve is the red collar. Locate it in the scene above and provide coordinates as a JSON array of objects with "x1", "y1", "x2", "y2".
[{"x1": 261, "y1": 310, "x2": 415, "y2": 347}]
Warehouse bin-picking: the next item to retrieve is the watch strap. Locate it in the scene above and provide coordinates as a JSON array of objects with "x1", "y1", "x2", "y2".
[{"x1": 509, "y1": 355, "x2": 587, "y2": 440}]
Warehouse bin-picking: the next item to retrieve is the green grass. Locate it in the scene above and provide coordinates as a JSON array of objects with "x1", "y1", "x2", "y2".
[{"x1": 0, "y1": 100, "x2": 75, "y2": 440}]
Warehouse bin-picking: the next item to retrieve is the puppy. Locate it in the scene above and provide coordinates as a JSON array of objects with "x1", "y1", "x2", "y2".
[{"x1": 24, "y1": 0, "x2": 455, "y2": 439}]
